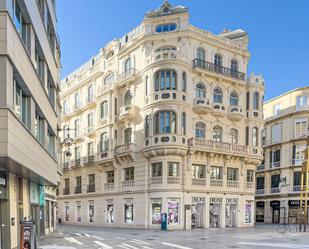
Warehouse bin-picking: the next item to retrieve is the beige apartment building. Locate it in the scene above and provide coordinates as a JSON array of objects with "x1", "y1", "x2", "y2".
[
  {"x1": 256, "y1": 87, "x2": 309, "y2": 224},
  {"x1": 0, "y1": 0, "x2": 61, "y2": 248},
  {"x1": 58, "y1": 1, "x2": 264, "y2": 230}
]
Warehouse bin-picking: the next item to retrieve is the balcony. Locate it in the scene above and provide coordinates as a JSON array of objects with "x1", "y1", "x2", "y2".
[
  {"x1": 146, "y1": 50, "x2": 185, "y2": 65},
  {"x1": 118, "y1": 68, "x2": 137, "y2": 87},
  {"x1": 212, "y1": 103, "x2": 225, "y2": 117},
  {"x1": 114, "y1": 144, "x2": 136, "y2": 164},
  {"x1": 96, "y1": 150, "x2": 113, "y2": 165},
  {"x1": 122, "y1": 180, "x2": 135, "y2": 188},
  {"x1": 256, "y1": 189, "x2": 265, "y2": 195},
  {"x1": 227, "y1": 180, "x2": 238, "y2": 188},
  {"x1": 193, "y1": 98, "x2": 211, "y2": 114},
  {"x1": 97, "y1": 84, "x2": 113, "y2": 96},
  {"x1": 167, "y1": 177, "x2": 180, "y2": 184},
  {"x1": 228, "y1": 106, "x2": 243, "y2": 121},
  {"x1": 85, "y1": 126, "x2": 96, "y2": 137},
  {"x1": 246, "y1": 182, "x2": 254, "y2": 189},
  {"x1": 145, "y1": 90, "x2": 186, "y2": 105},
  {"x1": 63, "y1": 188, "x2": 70, "y2": 195},
  {"x1": 257, "y1": 164, "x2": 265, "y2": 171},
  {"x1": 104, "y1": 182, "x2": 115, "y2": 191},
  {"x1": 192, "y1": 178, "x2": 206, "y2": 186},
  {"x1": 71, "y1": 159, "x2": 81, "y2": 169},
  {"x1": 85, "y1": 95, "x2": 96, "y2": 106},
  {"x1": 193, "y1": 58, "x2": 245, "y2": 81},
  {"x1": 87, "y1": 184, "x2": 96, "y2": 193},
  {"x1": 119, "y1": 105, "x2": 138, "y2": 122},
  {"x1": 83, "y1": 155, "x2": 95, "y2": 165},
  {"x1": 74, "y1": 186, "x2": 82, "y2": 194},
  {"x1": 210, "y1": 179, "x2": 223, "y2": 187},
  {"x1": 270, "y1": 161, "x2": 280, "y2": 169},
  {"x1": 143, "y1": 134, "x2": 187, "y2": 158},
  {"x1": 271, "y1": 187, "x2": 280, "y2": 193},
  {"x1": 292, "y1": 159, "x2": 303, "y2": 166},
  {"x1": 149, "y1": 177, "x2": 163, "y2": 185},
  {"x1": 63, "y1": 162, "x2": 69, "y2": 171},
  {"x1": 292, "y1": 185, "x2": 301, "y2": 192}
]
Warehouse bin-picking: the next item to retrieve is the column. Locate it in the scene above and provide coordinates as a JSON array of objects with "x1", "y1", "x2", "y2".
[
  {"x1": 205, "y1": 195, "x2": 210, "y2": 228},
  {"x1": 221, "y1": 198, "x2": 226, "y2": 228}
]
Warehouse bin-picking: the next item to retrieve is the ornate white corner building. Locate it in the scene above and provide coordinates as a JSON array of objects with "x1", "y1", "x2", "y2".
[{"x1": 58, "y1": 1, "x2": 264, "y2": 229}]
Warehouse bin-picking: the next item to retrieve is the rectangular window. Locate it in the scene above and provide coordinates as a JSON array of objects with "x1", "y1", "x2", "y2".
[
  {"x1": 64, "y1": 178, "x2": 70, "y2": 189},
  {"x1": 65, "y1": 204, "x2": 70, "y2": 221},
  {"x1": 168, "y1": 199, "x2": 180, "y2": 225},
  {"x1": 101, "y1": 101, "x2": 108, "y2": 119},
  {"x1": 87, "y1": 142, "x2": 94, "y2": 156},
  {"x1": 182, "y1": 112, "x2": 186, "y2": 135},
  {"x1": 151, "y1": 163, "x2": 162, "y2": 177},
  {"x1": 35, "y1": 111, "x2": 44, "y2": 144},
  {"x1": 271, "y1": 174, "x2": 280, "y2": 188},
  {"x1": 247, "y1": 170, "x2": 254, "y2": 182},
  {"x1": 296, "y1": 95, "x2": 308, "y2": 110},
  {"x1": 256, "y1": 177, "x2": 264, "y2": 190},
  {"x1": 273, "y1": 103, "x2": 281, "y2": 116},
  {"x1": 210, "y1": 166, "x2": 222, "y2": 180},
  {"x1": 75, "y1": 176, "x2": 81, "y2": 187},
  {"x1": 76, "y1": 202, "x2": 81, "y2": 222},
  {"x1": 107, "y1": 171, "x2": 114, "y2": 183},
  {"x1": 192, "y1": 165, "x2": 206, "y2": 179},
  {"x1": 294, "y1": 118, "x2": 307, "y2": 138},
  {"x1": 245, "y1": 126, "x2": 249, "y2": 146},
  {"x1": 88, "y1": 174, "x2": 95, "y2": 186},
  {"x1": 168, "y1": 162, "x2": 179, "y2": 177},
  {"x1": 87, "y1": 112, "x2": 94, "y2": 128},
  {"x1": 227, "y1": 168, "x2": 238, "y2": 181},
  {"x1": 74, "y1": 146, "x2": 80, "y2": 160},
  {"x1": 270, "y1": 148, "x2": 281, "y2": 167},
  {"x1": 271, "y1": 123, "x2": 282, "y2": 144},
  {"x1": 292, "y1": 144, "x2": 306, "y2": 165},
  {"x1": 293, "y1": 171, "x2": 301, "y2": 187},
  {"x1": 124, "y1": 167, "x2": 134, "y2": 181}
]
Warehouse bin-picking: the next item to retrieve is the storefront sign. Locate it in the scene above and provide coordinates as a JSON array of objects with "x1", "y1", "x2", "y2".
[
  {"x1": 226, "y1": 198, "x2": 238, "y2": 204},
  {"x1": 192, "y1": 197, "x2": 205, "y2": 204},
  {"x1": 270, "y1": 200, "x2": 280, "y2": 207},
  {"x1": 288, "y1": 200, "x2": 309, "y2": 206},
  {"x1": 30, "y1": 182, "x2": 39, "y2": 204},
  {"x1": 210, "y1": 197, "x2": 222, "y2": 203},
  {"x1": 256, "y1": 201, "x2": 265, "y2": 207},
  {"x1": 20, "y1": 221, "x2": 36, "y2": 249}
]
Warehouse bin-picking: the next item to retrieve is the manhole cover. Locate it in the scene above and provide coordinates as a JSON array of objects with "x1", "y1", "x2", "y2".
[
  {"x1": 147, "y1": 238, "x2": 154, "y2": 241},
  {"x1": 131, "y1": 233, "x2": 140, "y2": 235},
  {"x1": 200, "y1": 238, "x2": 207, "y2": 240},
  {"x1": 228, "y1": 246, "x2": 239, "y2": 248}
]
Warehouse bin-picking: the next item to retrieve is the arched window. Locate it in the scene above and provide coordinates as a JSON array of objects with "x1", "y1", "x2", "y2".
[
  {"x1": 182, "y1": 112, "x2": 186, "y2": 135},
  {"x1": 124, "y1": 128, "x2": 132, "y2": 144},
  {"x1": 229, "y1": 129, "x2": 238, "y2": 144},
  {"x1": 196, "y1": 82, "x2": 206, "y2": 98},
  {"x1": 106, "y1": 51, "x2": 114, "y2": 60},
  {"x1": 213, "y1": 87, "x2": 223, "y2": 103},
  {"x1": 231, "y1": 59, "x2": 238, "y2": 73},
  {"x1": 154, "y1": 111, "x2": 177, "y2": 134},
  {"x1": 214, "y1": 54, "x2": 222, "y2": 72},
  {"x1": 196, "y1": 47, "x2": 206, "y2": 60},
  {"x1": 230, "y1": 92, "x2": 239, "y2": 106},
  {"x1": 155, "y1": 23, "x2": 177, "y2": 33},
  {"x1": 63, "y1": 100, "x2": 68, "y2": 114},
  {"x1": 145, "y1": 115, "x2": 150, "y2": 138},
  {"x1": 195, "y1": 122, "x2": 206, "y2": 139},
  {"x1": 124, "y1": 58, "x2": 131, "y2": 72},
  {"x1": 182, "y1": 72, "x2": 186, "y2": 92},
  {"x1": 100, "y1": 101, "x2": 108, "y2": 119},
  {"x1": 252, "y1": 127, "x2": 258, "y2": 146},
  {"x1": 213, "y1": 125, "x2": 223, "y2": 142},
  {"x1": 100, "y1": 132, "x2": 109, "y2": 152},
  {"x1": 87, "y1": 85, "x2": 93, "y2": 102},
  {"x1": 74, "y1": 92, "x2": 80, "y2": 108},
  {"x1": 124, "y1": 90, "x2": 132, "y2": 106},
  {"x1": 74, "y1": 119, "x2": 80, "y2": 137},
  {"x1": 154, "y1": 69, "x2": 177, "y2": 91},
  {"x1": 104, "y1": 73, "x2": 115, "y2": 85},
  {"x1": 253, "y1": 92, "x2": 259, "y2": 110},
  {"x1": 145, "y1": 76, "x2": 149, "y2": 96}
]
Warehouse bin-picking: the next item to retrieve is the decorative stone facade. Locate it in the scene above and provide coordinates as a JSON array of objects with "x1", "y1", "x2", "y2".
[{"x1": 58, "y1": 1, "x2": 264, "y2": 230}]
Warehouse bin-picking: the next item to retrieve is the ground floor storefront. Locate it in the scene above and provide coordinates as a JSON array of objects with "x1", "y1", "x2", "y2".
[
  {"x1": 57, "y1": 192, "x2": 254, "y2": 230},
  {"x1": 0, "y1": 170, "x2": 57, "y2": 249},
  {"x1": 255, "y1": 198, "x2": 309, "y2": 224}
]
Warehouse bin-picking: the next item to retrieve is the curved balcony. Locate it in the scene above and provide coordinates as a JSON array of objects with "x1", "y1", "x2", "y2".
[
  {"x1": 145, "y1": 90, "x2": 186, "y2": 105},
  {"x1": 117, "y1": 68, "x2": 137, "y2": 88},
  {"x1": 119, "y1": 105, "x2": 138, "y2": 122},
  {"x1": 212, "y1": 103, "x2": 225, "y2": 117},
  {"x1": 114, "y1": 143, "x2": 136, "y2": 164},
  {"x1": 143, "y1": 134, "x2": 187, "y2": 158},
  {"x1": 84, "y1": 126, "x2": 96, "y2": 137},
  {"x1": 193, "y1": 98, "x2": 211, "y2": 114},
  {"x1": 228, "y1": 106, "x2": 243, "y2": 121}
]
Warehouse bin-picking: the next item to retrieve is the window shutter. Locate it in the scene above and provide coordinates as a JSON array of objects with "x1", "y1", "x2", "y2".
[{"x1": 292, "y1": 145, "x2": 296, "y2": 159}]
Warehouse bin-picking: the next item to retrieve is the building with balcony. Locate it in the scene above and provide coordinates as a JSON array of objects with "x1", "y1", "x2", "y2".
[
  {"x1": 256, "y1": 87, "x2": 309, "y2": 224},
  {"x1": 57, "y1": 1, "x2": 264, "y2": 230},
  {"x1": 0, "y1": 0, "x2": 61, "y2": 247}
]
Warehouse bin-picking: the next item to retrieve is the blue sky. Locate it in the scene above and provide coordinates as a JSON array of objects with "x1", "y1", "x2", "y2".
[{"x1": 57, "y1": 0, "x2": 309, "y2": 100}]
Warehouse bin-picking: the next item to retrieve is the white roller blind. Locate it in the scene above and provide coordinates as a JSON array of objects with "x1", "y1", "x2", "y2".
[{"x1": 271, "y1": 123, "x2": 282, "y2": 143}]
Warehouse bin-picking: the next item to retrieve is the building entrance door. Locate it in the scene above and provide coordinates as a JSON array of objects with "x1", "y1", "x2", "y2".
[
  {"x1": 192, "y1": 203, "x2": 204, "y2": 228},
  {"x1": 273, "y1": 207, "x2": 280, "y2": 223}
]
